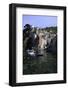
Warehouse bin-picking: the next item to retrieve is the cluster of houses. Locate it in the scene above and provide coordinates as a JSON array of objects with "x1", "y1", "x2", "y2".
[
  {"x1": 23, "y1": 24, "x2": 57, "y2": 56},
  {"x1": 32, "y1": 26, "x2": 57, "y2": 51}
]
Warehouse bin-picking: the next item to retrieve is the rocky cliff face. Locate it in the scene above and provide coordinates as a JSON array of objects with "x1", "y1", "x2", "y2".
[{"x1": 46, "y1": 35, "x2": 57, "y2": 53}]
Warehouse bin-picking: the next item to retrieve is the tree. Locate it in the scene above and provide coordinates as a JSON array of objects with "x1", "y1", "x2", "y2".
[{"x1": 23, "y1": 24, "x2": 32, "y2": 40}]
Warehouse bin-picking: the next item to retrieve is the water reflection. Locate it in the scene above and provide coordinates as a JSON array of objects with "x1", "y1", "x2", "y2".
[{"x1": 23, "y1": 50, "x2": 57, "y2": 75}]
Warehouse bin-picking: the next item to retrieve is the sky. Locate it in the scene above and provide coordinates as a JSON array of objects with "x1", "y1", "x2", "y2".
[{"x1": 23, "y1": 15, "x2": 57, "y2": 28}]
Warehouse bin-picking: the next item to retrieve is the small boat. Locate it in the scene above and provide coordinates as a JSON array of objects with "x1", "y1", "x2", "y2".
[{"x1": 26, "y1": 49, "x2": 36, "y2": 56}]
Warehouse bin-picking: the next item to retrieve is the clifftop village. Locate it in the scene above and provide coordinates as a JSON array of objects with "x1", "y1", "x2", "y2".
[{"x1": 23, "y1": 24, "x2": 57, "y2": 56}]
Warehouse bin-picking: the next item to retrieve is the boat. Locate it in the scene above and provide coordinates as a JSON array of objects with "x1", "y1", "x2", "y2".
[{"x1": 26, "y1": 49, "x2": 36, "y2": 56}]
